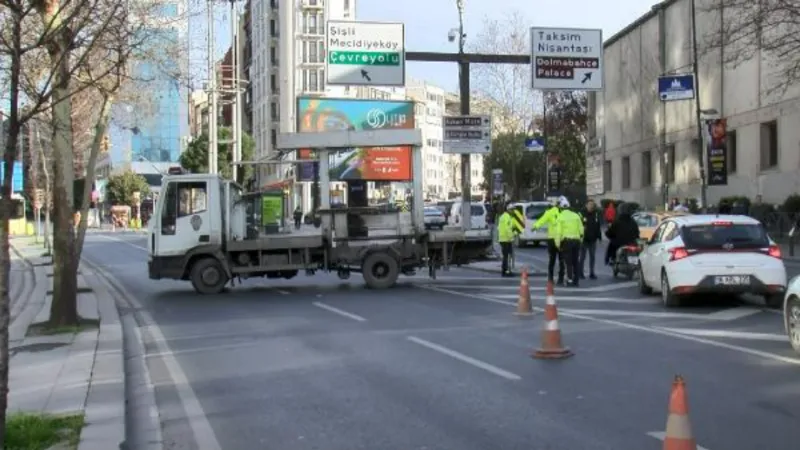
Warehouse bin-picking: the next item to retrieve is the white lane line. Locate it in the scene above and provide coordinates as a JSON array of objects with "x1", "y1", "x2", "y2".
[
  {"x1": 88, "y1": 262, "x2": 223, "y2": 449},
  {"x1": 705, "y1": 307, "x2": 762, "y2": 321},
  {"x1": 647, "y1": 431, "x2": 710, "y2": 449},
  {"x1": 276, "y1": 289, "x2": 291, "y2": 295},
  {"x1": 406, "y1": 336, "x2": 522, "y2": 381},
  {"x1": 94, "y1": 233, "x2": 148, "y2": 252},
  {"x1": 422, "y1": 286, "x2": 800, "y2": 367},
  {"x1": 489, "y1": 294, "x2": 651, "y2": 304},
  {"x1": 655, "y1": 327, "x2": 787, "y2": 342},
  {"x1": 559, "y1": 309, "x2": 715, "y2": 319},
  {"x1": 312, "y1": 302, "x2": 367, "y2": 322}
]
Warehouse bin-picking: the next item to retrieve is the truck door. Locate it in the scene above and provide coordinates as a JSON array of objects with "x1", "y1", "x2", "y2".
[{"x1": 155, "y1": 180, "x2": 213, "y2": 257}]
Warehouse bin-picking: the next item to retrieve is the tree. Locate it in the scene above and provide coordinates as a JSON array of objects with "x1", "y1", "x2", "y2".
[
  {"x1": 700, "y1": 1, "x2": 800, "y2": 96},
  {"x1": 105, "y1": 170, "x2": 149, "y2": 206},
  {"x1": 482, "y1": 132, "x2": 545, "y2": 200},
  {"x1": 469, "y1": 11, "x2": 539, "y2": 134},
  {"x1": 180, "y1": 127, "x2": 256, "y2": 185}
]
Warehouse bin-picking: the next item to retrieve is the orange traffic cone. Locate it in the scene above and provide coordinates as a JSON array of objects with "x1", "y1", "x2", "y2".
[
  {"x1": 663, "y1": 375, "x2": 696, "y2": 450},
  {"x1": 531, "y1": 280, "x2": 573, "y2": 359},
  {"x1": 514, "y1": 266, "x2": 533, "y2": 317}
]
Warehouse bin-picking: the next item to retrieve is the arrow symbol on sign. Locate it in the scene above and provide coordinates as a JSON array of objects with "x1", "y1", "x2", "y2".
[
  {"x1": 581, "y1": 73, "x2": 592, "y2": 84},
  {"x1": 361, "y1": 70, "x2": 371, "y2": 82}
]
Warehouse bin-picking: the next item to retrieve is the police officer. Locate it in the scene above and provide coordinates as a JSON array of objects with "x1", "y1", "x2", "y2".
[
  {"x1": 533, "y1": 198, "x2": 565, "y2": 284},
  {"x1": 554, "y1": 197, "x2": 584, "y2": 286},
  {"x1": 497, "y1": 203, "x2": 518, "y2": 277}
]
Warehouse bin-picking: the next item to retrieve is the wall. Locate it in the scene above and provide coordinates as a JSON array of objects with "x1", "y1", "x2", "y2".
[{"x1": 591, "y1": 0, "x2": 800, "y2": 207}]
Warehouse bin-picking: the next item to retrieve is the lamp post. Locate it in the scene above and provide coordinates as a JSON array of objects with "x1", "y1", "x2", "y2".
[{"x1": 690, "y1": 0, "x2": 708, "y2": 210}]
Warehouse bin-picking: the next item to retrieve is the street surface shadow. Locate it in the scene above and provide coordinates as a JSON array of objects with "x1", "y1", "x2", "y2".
[{"x1": 10, "y1": 342, "x2": 69, "y2": 356}]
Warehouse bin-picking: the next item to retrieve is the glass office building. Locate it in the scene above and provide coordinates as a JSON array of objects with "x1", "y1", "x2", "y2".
[{"x1": 130, "y1": 2, "x2": 188, "y2": 164}]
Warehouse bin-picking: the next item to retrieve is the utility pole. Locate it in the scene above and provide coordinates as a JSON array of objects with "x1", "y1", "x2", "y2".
[
  {"x1": 656, "y1": 3, "x2": 669, "y2": 209},
  {"x1": 407, "y1": 0, "x2": 530, "y2": 230},
  {"x1": 206, "y1": 0, "x2": 219, "y2": 174},
  {"x1": 690, "y1": 0, "x2": 707, "y2": 209}
]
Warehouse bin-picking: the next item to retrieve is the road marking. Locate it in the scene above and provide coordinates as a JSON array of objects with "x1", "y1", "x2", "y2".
[
  {"x1": 489, "y1": 294, "x2": 651, "y2": 304},
  {"x1": 647, "y1": 431, "x2": 710, "y2": 449},
  {"x1": 559, "y1": 309, "x2": 718, "y2": 319},
  {"x1": 406, "y1": 336, "x2": 522, "y2": 381},
  {"x1": 705, "y1": 307, "x2": 763, "y2": 321},
  {"x1": 94, "y1": 234, "x2": 148, "y2": 252},
  {"x1": 276, "y1": 289, "x2": 291, "y2": 295},
  {"x1": 655, "y1": 327, "x2": 787, "y2": 342},
  {"x1": 312, "y1": 302, "x2": 367, "y2": 322},
  {"x1": 422, "y1": 286, "x2": 800, "y2": 367},
  {"x1": 86, "y1": 261, "x2": 223, "y2": 449},
  {"x1": 426, "y1": 282, "x2": 637, "y2": 292}
]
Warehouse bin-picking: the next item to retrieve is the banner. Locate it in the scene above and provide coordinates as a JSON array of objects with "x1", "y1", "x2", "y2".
[
  {"x1": 296, "y1": 98, "x2": 414, "y2": 181},
  {"x1": 546, "y1": 153, "x2": 562, "y2": 197},
  {"x1": 705, "y1": 118, "x2": 728, "y2": 186},
  {"x1": 491, "y1": 169, "x2": 503, "y2": 196}
]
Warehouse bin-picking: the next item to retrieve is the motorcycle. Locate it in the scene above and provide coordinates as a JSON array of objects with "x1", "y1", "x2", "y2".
[{"x1": 612, "y1": 240, "x2": 644, "y2": 280}]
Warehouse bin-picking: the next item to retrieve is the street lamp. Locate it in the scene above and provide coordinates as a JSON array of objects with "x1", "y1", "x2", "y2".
[{"x1": 690, "y1": 0, "x2": 708, "y2": 210}]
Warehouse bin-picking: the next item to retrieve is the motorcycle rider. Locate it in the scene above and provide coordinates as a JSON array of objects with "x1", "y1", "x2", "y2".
[{"x1": 605, "y1": 203, "x2": 641, "y2": 266}]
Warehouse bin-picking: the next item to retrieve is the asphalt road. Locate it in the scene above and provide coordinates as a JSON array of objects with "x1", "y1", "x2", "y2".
[{"x1": 82, "y1": 232, "x2": 800, "y2": 450}]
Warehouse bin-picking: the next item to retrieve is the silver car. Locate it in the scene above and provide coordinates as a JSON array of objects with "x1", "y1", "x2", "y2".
[{"x1": 424, "y1": 206, "x2": 446, "y2": 230}]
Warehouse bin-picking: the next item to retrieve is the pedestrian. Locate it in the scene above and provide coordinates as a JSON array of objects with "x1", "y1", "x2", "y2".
[
  {"x1": 554, "y1": 198, "x2": 583, "y2": 286},
  {"x1": 580, "y1": 199, "x2": 602, "y2": 280},
  {"x1": 497, "y1": 203, "x2": 518, "y2": 277},
  {"x1": 293, "y1": 206, "x2": 303, "y2": 229},
  {"x1": 603, "y1": 201, "x2": 616, "y2": 226},
  {"x1": 533, "y1": 198, "x2": 565, "y2": 285}
]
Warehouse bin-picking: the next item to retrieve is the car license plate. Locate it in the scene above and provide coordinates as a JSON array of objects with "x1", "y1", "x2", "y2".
[
  {"x1": 714, "y1": 275, "x2": 751, "y2": 285},
  {"x1": 627, "y1": 256, "x2": 638, "y2": 264}
]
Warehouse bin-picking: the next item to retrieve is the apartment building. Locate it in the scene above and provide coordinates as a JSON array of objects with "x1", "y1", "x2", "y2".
[
  {"x1": 405, "y1": 78, "x2": 451, "y2": 200},
  {"x1": 590, "y1": 0, "x2": 800, "y2": 207}
]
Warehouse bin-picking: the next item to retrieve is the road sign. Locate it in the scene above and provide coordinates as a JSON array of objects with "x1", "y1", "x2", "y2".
[
  {"x1": 325, "y1": 20, "x2": 405, "y2": 87},
  {"x1": 443, "y1": 115, "x2": 492, "y2": 154},
  {"x1": 658, "y1": 74, "x2": 695, "y2": 101},
  {"x1": 525, "y1": 136, "x2": 545, "y2": 151},
  {"x1": 492, "y1": 169, "x2": 503, "y2": 196},
  {"x1": 530, "y1": 27, "x2": 603, "y2": 91}
]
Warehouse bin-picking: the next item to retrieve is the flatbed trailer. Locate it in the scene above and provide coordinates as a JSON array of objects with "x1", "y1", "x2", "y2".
[{"x1": 147, "y1": 129, "x2": 493, "y2": 294}]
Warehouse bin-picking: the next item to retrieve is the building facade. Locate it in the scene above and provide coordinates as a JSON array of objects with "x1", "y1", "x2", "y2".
[
  {"x1": 129, "y1": 0, "x2": 189, "y2": 165},
  {"x1": 405, "y1": 78, "x2": 452, "y2": 200},
  {"x1": 444, "y1": 93, "x2": 489, "y2": 199},
  {"x1": 589, "y1": 0, "x2": 800, "y2": 207}
]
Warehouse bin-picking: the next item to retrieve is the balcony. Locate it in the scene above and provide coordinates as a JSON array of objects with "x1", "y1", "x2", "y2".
[{"x1": 301, "y1": 0, "x2": 323, "y2": 9}]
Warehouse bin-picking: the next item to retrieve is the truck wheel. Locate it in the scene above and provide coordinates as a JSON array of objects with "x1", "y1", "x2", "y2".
[
  {"x1": 190, "y1": 257, "x2": 228, "y2": 294},
  {"x1": 362, "y1": 252, "x2": 400, "y2": 289}
]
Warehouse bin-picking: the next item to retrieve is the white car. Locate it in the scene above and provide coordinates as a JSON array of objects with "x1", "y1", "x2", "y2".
[
  {"x1": 637, "y1": 215, "x2": 787, "y2": 307},
  {"x1": 510, "y1": 201, "x2": 551, "y2": 246},
  {"x1": 424, "y1": 206, "x2": 447, "y2": 230},
  {"x1": 783, "y1": 279, "x2": 800, "y2": 355}
]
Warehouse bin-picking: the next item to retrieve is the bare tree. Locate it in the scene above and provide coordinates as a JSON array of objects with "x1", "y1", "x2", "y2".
[
  {"x1": 468, "y1": 11, "x2": 540, "y2": 134},
  {"x1": 701, "y1": 0, "x2": 800, "y2": 96}
]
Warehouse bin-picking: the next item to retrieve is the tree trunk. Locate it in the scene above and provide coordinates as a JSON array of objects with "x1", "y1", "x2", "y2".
[{"x1": 47, "y1": 28, "x2": 79, "y2": 328}]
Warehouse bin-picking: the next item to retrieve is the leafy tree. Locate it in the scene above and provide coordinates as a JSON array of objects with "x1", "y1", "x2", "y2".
[
  {"x1": 106, "y1": 170, "x2": 150, "y2": 206},
  {"x1": 483, "y1": 91, "x2": 588, "y2": 200},
  {"x1": 180, "y1": 127, "x2": 255, "y2": 185}
]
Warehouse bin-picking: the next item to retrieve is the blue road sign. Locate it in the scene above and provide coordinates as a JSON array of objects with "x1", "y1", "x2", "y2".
[
  {"x1": 525, "y1": 137, "x2": 545, "y2": 151},
  {"x1": 658, "y1": 74, "x2": 695, "y2": 101},
  {"x1": 0, "y1": 161, "x2": 23, "y2": 193}
]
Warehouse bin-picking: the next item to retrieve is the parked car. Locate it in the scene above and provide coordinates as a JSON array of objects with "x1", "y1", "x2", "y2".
[
  {"x1": 637, "y1": 214, "x2": 787, "y2": 307},
  {"x1": 633, "y1": 211, "x2": 691, "y2": 241},
  {"x1": 783, "y1": 278, "x2": 800, "y2": 355},
  {"x1": 510, "y1": 201, "x2": 551, "y2": 247},
  {"x1": 423, "y1": 206, "x2": 447, "y2": 230},
  {"x1": 448, "y1": 201, "x2": 489, "y2": 229}
]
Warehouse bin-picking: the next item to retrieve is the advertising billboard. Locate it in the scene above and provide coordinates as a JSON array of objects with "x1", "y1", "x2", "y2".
[{"x1": 296, "y1": 97, "x2": 414, "y2": 181}]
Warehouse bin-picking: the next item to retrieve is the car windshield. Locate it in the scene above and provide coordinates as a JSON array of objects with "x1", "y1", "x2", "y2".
[
  {"x1": 681, "y1": 223, "x2": 769, "y2": 249},
  {"x1": 634, "y1": 214, "x2": 658, "y2": 227},
  {"x1": 525, "y1": 205, "x2": 548, "y2": 220},
  {"x1": 470, "y1": 205, "x2": 484, "y2": 216},
  {"x1": 424, "y1": 207, "x2": 442, "y2": 216}
]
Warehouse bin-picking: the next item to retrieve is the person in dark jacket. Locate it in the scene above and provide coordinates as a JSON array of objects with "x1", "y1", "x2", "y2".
[
  {"x1": 579, "y1": 199, "x2": 602, "y2": 279},
  {"x1": 605, "y1": 204, "x2": 640, "y2": 264}
]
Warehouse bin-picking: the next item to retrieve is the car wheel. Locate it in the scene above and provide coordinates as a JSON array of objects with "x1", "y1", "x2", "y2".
[
  {"x1": 190, "y1": 257, "x2": 228, "y2": 295},
  {"x1": 638, "y1": 264, "x2": 652, "y2": 294},
  {"x1": 787, "y1": 296, "x2": 800, "y2": 355},
  {"x1": 764, "y1": 293, "x2": 783, "y2": 309},
  {"x1": 661, "y1": 272, "x2": 681, "y2": 307}
]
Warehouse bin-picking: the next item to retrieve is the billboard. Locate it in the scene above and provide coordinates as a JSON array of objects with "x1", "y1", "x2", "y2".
[{"x1": 296, "y1": 97, "x2": 414, "y2": 181}]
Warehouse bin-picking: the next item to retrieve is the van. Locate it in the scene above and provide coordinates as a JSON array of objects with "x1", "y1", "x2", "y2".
[
  {"x1": 510, "y1": 201, "x2": 552, "y2": 246},
  {"x1": 449, "y1": 201, "x2": 489, "y2": 229}
]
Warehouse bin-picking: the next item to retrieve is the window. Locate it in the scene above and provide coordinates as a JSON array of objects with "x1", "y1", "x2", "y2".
[
  {"x1": 270, "y1": 102, "x2": 277, "y2": 119},
  {"x1": 727, "y1": 130, "x2": 737, "y2": 173},
  {"x1": 318, "y1": 41, "x2": 325, "y2": 62},
  {"x1": 270, "y1": 19, "x2": 277, "y2": 37},
  {"x1": 270, "y1": 129, "x2": 277, "y2": 147},
  {"x1": 309, "y1": 42, "x2": 318, "y2": 62},
  {"x1": 270, "y1": 74, "x2": 276, "y2": 91},
  {"x1": 666, "y1": 144, "x2": 676, "y2": 183},
  {"x1": 641, "y1": 151, "x2": 652, "y2": 186},
  {"x1": 160, "y1": 181, "x2": 207, "y2": 235},
  {"x1": 681, "y1": 223, "x2": 769, "y2": 250},
  {"x1": 622, "y1": 156, "x2": 631, "y2": 189},
  {"x1": 269, "y1": 46, "x2": 277, "y2": 64},
  {"x1": 525, "y1": 204, "x2": 548, "y2": 220},
  {"x1": 759, "y1": 120, "x2": 778, "y2": 169},
  {"x1": 633, "y1": 213, "x2": 658, "y2": 228},
  {"x1": 309, "y1": 14, "x2": 317, "y2": 34},
  {"x1": 603, "y1": 160, "x2": 611, "y2": 191},
  {"x1": 309, "y1": 70, "x2": 318, "y2": 91}
]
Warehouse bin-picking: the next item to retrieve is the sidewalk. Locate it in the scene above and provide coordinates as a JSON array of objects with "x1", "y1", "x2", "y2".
[{"x1": 8, "y1": 236, "x2": 125, "y2": 450}]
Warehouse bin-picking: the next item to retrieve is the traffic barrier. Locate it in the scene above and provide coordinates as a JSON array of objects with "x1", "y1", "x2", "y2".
[
  {"x1": 511, "y1": 206, "x2": 525, "y2": 234},
  {"x1": 514, "y1": 265, "x2": 533, "y2": 317},
  {"x1": 531, "y1": 280, "x2": 573, "y2": 359},
  {"x1": 662, "y1": 375, "x2": 696, "y2": 450}
]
